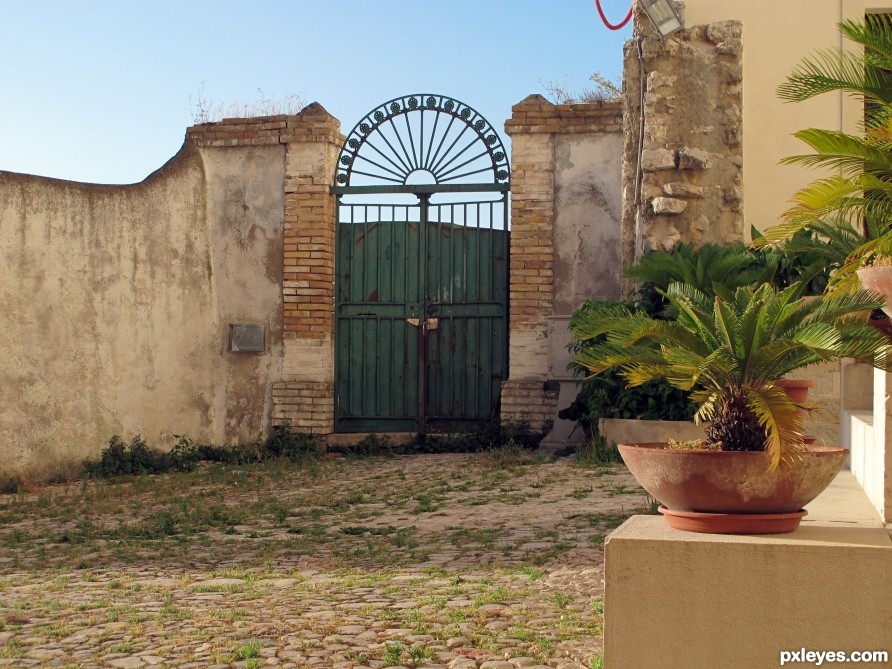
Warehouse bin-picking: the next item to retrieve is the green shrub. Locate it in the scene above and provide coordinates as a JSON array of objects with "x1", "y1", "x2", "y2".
[
  {"x1": 83, "y1": 435, "x2": 171, "y2": 477},
  {"x1": 83, "y1": 429, "x2": 320, "y2": 478},
  {"x1": 422, "y1": 418, "x2": 548, "y2": 453},
  {"x1": 264, "y1": 426, "x2": 319, "y2": 462},
  {"x1": 563, "y1": 299, "x2": 697, "y2": 430},
  {"x1": 330, "y1": 418, "x2": 549, "y2": 457}
]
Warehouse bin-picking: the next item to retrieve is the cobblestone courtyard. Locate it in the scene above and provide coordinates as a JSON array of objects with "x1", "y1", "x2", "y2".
[{"x1": 0, "y1": 450, "x2": 649, "y2": 668}]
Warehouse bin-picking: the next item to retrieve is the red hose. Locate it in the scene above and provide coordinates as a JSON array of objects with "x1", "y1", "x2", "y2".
[{"x1": 595, "y1": 0, "x2": 634, "y2": 30}]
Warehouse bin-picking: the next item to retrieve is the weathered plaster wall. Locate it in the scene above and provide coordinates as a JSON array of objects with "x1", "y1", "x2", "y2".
[
  {"x1": 503, "y1": 97, "x2": 623, "y2": 436},
  {"x1": 553, "y1": 133, "x2": 624, "y2": 315},
  {"x1": 0, "y1": 142, "x2": 285, "y2": 480},
  {"x1": 201, "y1": 145, "x2": 285, "y2": 442},
  {"x1": 186, "y1": 107, "x2": 344, "y2": 435},
  {"x1": 549, "y1": 132, "x2": 624, "y2": 442}
]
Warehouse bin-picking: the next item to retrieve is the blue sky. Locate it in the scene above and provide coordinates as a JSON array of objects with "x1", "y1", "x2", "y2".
[{"x1": 1, "y1": 1, "x2": 631, "y2": 184}]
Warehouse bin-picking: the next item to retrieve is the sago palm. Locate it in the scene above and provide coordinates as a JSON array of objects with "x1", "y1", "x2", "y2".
[
  {"x1": 624, "y1": 242, "x2": 776, "y2": 317},
  {"x1": 571, "y1": 282, "x2": 890, "y2": 469},
  {"x1": 758, "y1": 15, "x2": 892, "y2": 288}
]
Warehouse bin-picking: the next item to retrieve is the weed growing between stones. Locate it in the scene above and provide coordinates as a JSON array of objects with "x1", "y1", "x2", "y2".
[
  {"x1": 0, "y1": 452, "x2": 652, "y2": 666},
  {"x1": 574, "y1": 433, "x2": 622, "y2": 466},
  {"x1": 83, "y1": 428, "x2": 320, "y2": 479}
]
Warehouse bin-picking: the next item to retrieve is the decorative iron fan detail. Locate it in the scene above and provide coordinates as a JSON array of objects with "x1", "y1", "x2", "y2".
[{"x1": 336, "y1": 94, "x2": 509, "y2": 188}]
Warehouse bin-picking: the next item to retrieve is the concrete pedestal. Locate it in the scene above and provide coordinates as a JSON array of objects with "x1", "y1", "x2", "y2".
[{"x1": 605, "y1": 516, "x2": 892, "y2": 668}]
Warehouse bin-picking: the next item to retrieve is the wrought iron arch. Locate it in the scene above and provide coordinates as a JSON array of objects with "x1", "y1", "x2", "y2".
[{"x1": 333, "y1": 93, "x2": 509, "y2": 193}]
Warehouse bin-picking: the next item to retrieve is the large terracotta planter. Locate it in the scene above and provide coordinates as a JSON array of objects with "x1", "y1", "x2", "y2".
[
  {"x1": 617, "y1": 442, "x2": 848, "y2": 533},
  {"x1": 857, "y1": 265, "x2": 892, "y2": 317}
]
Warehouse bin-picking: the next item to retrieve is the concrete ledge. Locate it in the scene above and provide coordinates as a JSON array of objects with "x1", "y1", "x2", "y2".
[
  {"x1": 599, "y1": 418, "x2": 705, "y2": 444},
  {"x1": 605, "y1": 516, "x2": 892, "y2": 668}
]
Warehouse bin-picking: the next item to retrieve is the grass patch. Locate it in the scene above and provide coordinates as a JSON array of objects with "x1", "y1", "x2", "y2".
[{"x1": 83, "y1": 430, "x2": 320, "y2": 479}]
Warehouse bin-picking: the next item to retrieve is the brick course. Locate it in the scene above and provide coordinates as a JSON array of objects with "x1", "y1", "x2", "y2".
[{"x1": 188, "y1": 103, "x2": 343, "y2": 435}]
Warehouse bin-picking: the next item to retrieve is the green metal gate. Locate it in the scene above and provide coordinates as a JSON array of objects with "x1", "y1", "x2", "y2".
[{"x1": 332, "y1": 94, "x2": 510, "y2": 433}]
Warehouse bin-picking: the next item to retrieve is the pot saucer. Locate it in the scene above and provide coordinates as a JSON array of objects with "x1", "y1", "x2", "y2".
[{"x1": 658, "y1": 506, "x2": 807, "y2": 534}]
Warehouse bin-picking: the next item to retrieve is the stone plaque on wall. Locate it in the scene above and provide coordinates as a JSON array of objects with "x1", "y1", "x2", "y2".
[{"x1": 229, "y1": 323, "x2": 265, "y2": 353}]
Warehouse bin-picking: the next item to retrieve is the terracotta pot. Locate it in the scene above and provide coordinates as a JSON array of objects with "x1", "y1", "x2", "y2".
[
  {"x1": 857, "y1": 265, "x2": 892, "y2": 317},
  {"x1": 617, "y1": 442, "x2": 847, "y2": 519},
  {"x1": 777, "y1": 378, "x2": 816, "y2": 443},
  {"x1": 775, "y1": 378, "x2": 814, "y2": 405}
]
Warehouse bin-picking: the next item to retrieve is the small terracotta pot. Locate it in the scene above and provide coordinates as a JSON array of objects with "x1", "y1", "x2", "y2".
[
  {"x1": 617, "y1": 442, "x2": 847, "y2": 518},
  {"x1": 857, "y1": 265, "x2": 892, "y2": 318},
  {"x1": 777, "y1": 378, "x2": 816, "y2": 443},
  {"x1": 776, "y1": 378, "x2": 815, "y2": 405}
]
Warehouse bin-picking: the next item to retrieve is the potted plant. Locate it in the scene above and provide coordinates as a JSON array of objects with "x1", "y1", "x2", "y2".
[{"x1": 572, "y1": 281, "x2": 890, "y2": 534}]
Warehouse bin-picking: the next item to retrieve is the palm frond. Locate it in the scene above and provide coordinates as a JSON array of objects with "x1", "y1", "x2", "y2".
[
  {"x1": 778, "y1": 47, "x2": 892, "y2": 105},
  {"x1": 692, "y1": 390, "x2": 720, "y2": 425},
  {"x1": 746, "y1": 384, "x2": 806, "y2": 470},
  {"x1": 664, "y1": 283, "x2": 724, "y2": 350},
  {"x1": 623, "y1": 362, "x2": 686, "y2": 388},
  {"x1": 782, "y1": 129, "x2": 892, "y2": 179},
  {"x1": 842, "y1": 15, "x2": 892, "y2": 65},
  {"x1": 810, "y1": 288, "x2": 884, "y2": 321},
  {"x1": 569, "y1": 305, "x2": 636, "y2": 342}
]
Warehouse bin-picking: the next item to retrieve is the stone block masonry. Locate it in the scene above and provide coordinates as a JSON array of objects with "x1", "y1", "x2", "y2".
[
  {"x1": 622, "y1": 12, "x2": 744, "y2": 267},
  {"x1": 190, "y1": 104, "x2": 344, "y2": 435}
]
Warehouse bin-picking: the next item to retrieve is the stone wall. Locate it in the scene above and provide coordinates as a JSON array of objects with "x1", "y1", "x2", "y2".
[
  {"x1": 0, "y1": 105, "x2": 343, "y2": 482},
  {"x1": 502, "y1": 96, "x2": 623, "y2": 432},
  {"x1": 622, "y1": 13, "x2": 743, "y2": 267}
]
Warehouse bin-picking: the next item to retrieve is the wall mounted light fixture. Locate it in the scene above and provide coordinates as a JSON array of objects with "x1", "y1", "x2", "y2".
[{"x1": 640, "y1": 0, "x2": 685, "y2": 38}]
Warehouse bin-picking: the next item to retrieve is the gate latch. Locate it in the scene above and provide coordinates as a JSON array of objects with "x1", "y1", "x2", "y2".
[{"x1": 426, "y1": 318, "x2": 439, "y2": 330}]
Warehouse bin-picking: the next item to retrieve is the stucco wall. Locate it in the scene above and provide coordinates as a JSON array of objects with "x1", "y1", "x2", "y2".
[
  {"x1": 553, "y1": 133, "x2": 624, "y2": 315},
  {"x1": 502, "y1": 99, "x2": 623, "y2": 434},
  {"x1": 0, "y1": 142, "x2": 284, "y2": 481}
]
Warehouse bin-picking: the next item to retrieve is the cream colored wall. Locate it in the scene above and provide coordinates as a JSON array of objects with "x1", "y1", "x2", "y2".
[
  {"x1": 606, "y1": 516, "x2": 892, "y2": 668},
  {"x1": 683, "y1": 0, "x2": 892, "y2": 234},
  {"x1": 0, "y1": 143, "x2": 285, "y2": 481}
]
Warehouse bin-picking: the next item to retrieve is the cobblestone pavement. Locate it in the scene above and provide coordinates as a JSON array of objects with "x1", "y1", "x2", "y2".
[{"x1": 0, "y1": 451, "x2": 648, "y2": 668}]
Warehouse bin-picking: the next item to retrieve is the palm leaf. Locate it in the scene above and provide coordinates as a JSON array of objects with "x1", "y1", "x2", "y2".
[
  {"x1": 746, "y1": 384, "x2": 805, "y2": 470},
  {"x1": 778, "y1": 48, "x2": 892, "y2": 105}
]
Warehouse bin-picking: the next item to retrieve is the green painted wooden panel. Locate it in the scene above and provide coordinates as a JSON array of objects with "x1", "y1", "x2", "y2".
[{"x1": 335, "y1": 198, "x2": 507, "y2": 432}]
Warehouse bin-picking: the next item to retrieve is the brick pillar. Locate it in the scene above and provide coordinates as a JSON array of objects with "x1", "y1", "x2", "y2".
[
  {"x1": 501, "y1": 95, "x2": 559, "y2": 431},
  {"x1": 272, "y1": 103, "x2": 343, "y2": 434},
  {"x1": 501, "y1": 95, "x2": 624, "y2": 432}
]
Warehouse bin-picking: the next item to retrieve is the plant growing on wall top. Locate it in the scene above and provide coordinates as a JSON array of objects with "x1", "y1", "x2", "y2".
[{"x1": 190, "y1": 82, "x2": 306, "y2": 124}]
